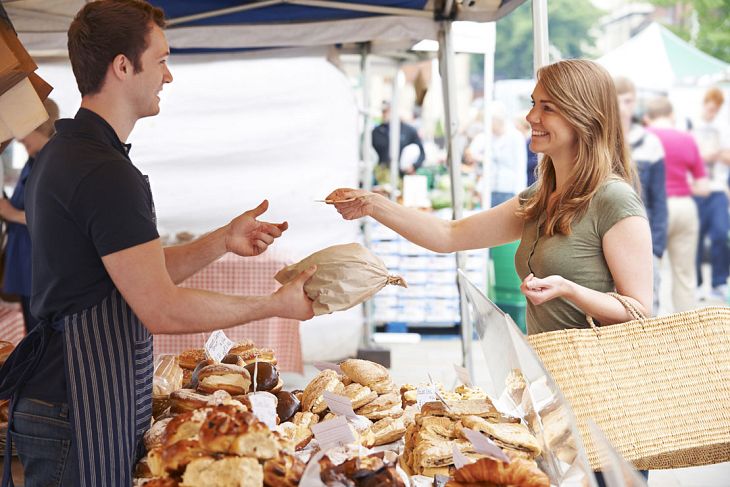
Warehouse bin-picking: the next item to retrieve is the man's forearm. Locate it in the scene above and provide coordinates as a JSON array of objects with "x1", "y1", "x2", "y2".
[
  {"x1": 145, "y1": 286, "x2": 279, "y2": 335},
  {"x1": 164, "y1": 225, "x2": 229, "y2": 284}
]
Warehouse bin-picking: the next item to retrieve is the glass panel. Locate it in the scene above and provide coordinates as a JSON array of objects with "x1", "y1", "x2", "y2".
[{"x1": 458, "y1": 269, "x2": 596, "y2": 487}]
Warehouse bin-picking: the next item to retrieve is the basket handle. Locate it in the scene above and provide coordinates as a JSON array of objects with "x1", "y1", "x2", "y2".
[{"x1": 586, "y1": 292, "x2": 647, "y2": 331}]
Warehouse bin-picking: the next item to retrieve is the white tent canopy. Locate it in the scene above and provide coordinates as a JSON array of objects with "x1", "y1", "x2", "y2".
[{"x1": 597, "y1": 22, "x2": 730, "y2": 92}]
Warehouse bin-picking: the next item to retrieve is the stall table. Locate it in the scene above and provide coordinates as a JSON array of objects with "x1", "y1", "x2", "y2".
[
  {"x1": 0, "y1": 252, "x2": 303, "y2": 373},
  {"x1": 154, "y1": 251, "x2": 303, "y2": 372}
]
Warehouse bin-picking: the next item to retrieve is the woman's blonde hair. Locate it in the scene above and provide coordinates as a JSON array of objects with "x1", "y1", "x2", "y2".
[{"x1": 517, "y1": 59, "x2": 635, "y2": 236}]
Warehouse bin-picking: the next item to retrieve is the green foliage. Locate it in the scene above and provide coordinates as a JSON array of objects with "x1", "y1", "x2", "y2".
[
  {"x1": 647, "y1": 0, "x2": 730, "y2": 63},
  {"x1": 492, "y1": 0, "x2": 604, "y2": 80}
]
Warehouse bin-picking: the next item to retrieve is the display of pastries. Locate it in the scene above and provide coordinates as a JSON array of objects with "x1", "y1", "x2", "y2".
[{"x1": 137, "y1": 345, "x2": 553, "y2": 487}]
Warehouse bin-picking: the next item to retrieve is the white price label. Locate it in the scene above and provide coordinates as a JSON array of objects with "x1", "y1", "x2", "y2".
[
  {"x1": 416, "y1": 385, "x2": 438, "y2": 411},
  {"x1": 313, "y1": 361, "x2": 343, "y2": 375},
  {"x1": 323, "y1": 391, "x2": 357, "y2": 418},
  {"x1": 463, "y1": 429, "x2": 511, "y2": 463},
  {"x1": 248, "y1": 392, "x2": 278, "y2": 430},
  {"x1": 452, "y1": 444, "x2": 474, "y2": 469},
  {"x1": 205, "y1": 330, "x2": 235, "y2": 363},
  {"x1": 311, "y1": 416, "x2": 356, "y2": 450},
  {"x1": 453, "y1": 364, "x2": 473, "y2": 387}
]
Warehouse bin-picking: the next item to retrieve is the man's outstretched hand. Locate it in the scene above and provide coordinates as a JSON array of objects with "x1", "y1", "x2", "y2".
[{"x1": 226, "y1": 200, "x2": 288, "y2": 256}]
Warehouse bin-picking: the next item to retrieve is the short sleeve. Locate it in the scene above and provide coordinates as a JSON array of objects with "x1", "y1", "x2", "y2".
[
  {"x1": 70, "y1": 160, "x2": 159, "y2": 257},
  {"x1": 595, "y1": 180, "x2": 647, "y2": 238}
]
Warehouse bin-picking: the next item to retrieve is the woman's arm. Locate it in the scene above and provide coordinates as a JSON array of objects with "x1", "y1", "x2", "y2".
[
  {"x1": 521, "y1": 215, "x2": 653, "y2": 323},
  {"x1": 327, "y1": 188, "x2": 524, "y2": 253},
  {"x1": 0, "y1": 199, "x2": 26, "y2": 225}
]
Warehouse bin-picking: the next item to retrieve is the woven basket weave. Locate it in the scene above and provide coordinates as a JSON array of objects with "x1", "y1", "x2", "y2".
[{"x1": 527, "y1": 299, "x2": 730, "y2": 470}]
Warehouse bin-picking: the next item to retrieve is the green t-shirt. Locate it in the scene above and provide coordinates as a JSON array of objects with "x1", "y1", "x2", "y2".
[{"x1": 515, "y1": 179, "x2": 647, "y2": 334}]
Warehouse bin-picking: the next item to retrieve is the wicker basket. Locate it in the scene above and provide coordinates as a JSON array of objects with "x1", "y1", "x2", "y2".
[{"x1": 527, "y1": 297, "x2": 730, "y2": 470}]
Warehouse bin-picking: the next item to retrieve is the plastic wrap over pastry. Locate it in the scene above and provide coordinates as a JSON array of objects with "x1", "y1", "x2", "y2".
[{"x1": 274, "y1": 243, "x2": 406, "y2": 315}]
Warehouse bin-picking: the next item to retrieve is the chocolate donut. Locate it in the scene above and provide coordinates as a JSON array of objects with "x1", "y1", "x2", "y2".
[
  {"x1": 221, "y1": 354, "x2": 245, "y2": 366},
  {"x1": 274, "y1": 391, "x2": 301, "y2": 423},
  {"x1": 244, "y1": 361, "x2": 279, "y2": 392}
]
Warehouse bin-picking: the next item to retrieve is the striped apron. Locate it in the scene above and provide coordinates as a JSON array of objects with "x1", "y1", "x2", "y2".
[
  {"x1": 63, "y1": 288, "x2": 153, "y2": 486},
  {"x1": 0, "y1": 288, "x2": 153, "y2": 486}
]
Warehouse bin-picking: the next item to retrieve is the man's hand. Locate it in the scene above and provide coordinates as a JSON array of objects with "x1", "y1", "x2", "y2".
[
  {"x1": 272, "y1": 265, "x2": 317, "y2": 320},
  {"x1": 520, "y1": 273, "x2": 571, "y2": 306},
  {"x1": 225, "y1": 200, "x2": 288, "y2": 257}
]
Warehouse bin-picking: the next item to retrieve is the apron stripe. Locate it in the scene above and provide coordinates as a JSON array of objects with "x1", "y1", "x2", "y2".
[
  {"x1": 67, "y1": 313, "x2": 96, "y2": 484},
  {"x1": 100, "y1": 299, "x2": 124, "y2": 475},
  {"x1": 111, "y1": 290, "x2": 134, "y2": 466},
  {"x1": 87, "y1": 308, "x2": 110, "y2": 482}
]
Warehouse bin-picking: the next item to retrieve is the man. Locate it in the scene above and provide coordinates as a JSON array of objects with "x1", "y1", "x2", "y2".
[
  {"x1": 645, "y1": 96, "x2": 709, "y2": 312},
  {"x1": 691, "y1": 87, "x2": 730, "y2": 300},
  {"x1": 0, "y1": 2, "x2": 315, "y2": 485},
  {"x1": 371, "y1": 102, "x2": 425, "y2": 181},
  {"x1": 614, "y1": 77, "x2": 668, "y2": 314}
]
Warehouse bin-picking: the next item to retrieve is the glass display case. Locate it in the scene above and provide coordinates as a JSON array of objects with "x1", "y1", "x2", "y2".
[{"x1": 458, "y1": 269, "x2": 597, "y2": 487}]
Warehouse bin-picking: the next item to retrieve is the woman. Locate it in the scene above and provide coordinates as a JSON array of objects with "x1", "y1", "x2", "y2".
[
  {"x1": 328, "y1": 59, "x2": 653, "y2": 331},
  {"x1": 0, "y1": 98, "x2": 59, "y2": 333}
]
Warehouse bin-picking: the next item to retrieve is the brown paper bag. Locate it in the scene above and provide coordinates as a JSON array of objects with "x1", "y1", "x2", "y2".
[{"x1": 274, "y1": 243, "x2": 406, "y2": 315}]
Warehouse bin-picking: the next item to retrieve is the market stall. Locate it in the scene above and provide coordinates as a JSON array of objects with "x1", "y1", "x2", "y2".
[{"x1": 5, "y1": 0, "x2": 548, "y2": 375}]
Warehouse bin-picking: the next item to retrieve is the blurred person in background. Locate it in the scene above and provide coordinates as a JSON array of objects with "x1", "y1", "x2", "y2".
[
  {"x1": 691, "y1": 87, "x2": 730, "y2": 300},
  {"x1": 488, "y1": 107, "x2": 527, "y2": 207},
  {"x1": 371, "y1": 101, "x2": 425, "y2": 182},
  {"x1": 645, "y1": 96, "x2": 710, "y2": 312},
  {"x1": 614, "y1": 77, "x2": 667, "y2": 314},
  {"x1": 514, "y1": 114, "x2": 539, "y2": 186},
  {"x1": 0, "y1": 98, "x2": 59, "y2": 333}
]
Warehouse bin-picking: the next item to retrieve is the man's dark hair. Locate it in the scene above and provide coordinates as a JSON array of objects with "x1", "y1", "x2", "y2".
[{"x1": 68, "y1": 0, "x2": 165, "y2": 96}]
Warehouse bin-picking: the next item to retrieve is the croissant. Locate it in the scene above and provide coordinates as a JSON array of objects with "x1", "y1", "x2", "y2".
[{"x1": 453, "y1": 456, "x2": 549, "y2": 487}]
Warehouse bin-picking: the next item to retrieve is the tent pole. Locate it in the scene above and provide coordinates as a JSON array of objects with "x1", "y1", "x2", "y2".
[
  {"x1": 388, "y1": 65, "x2": 402, "y2": 201},
  {"x1": 360, "y1": 44, "x2": 375, "y2": 349},
  {"x1": 482, "y1": 22, "x2": 496, "y2": 293},
  {"x1": 532, "y1": 0, "x2": 549, "y2": 73},
  {"x1": 361, "y1": 45, "x2": 373, "y2": 194},
  {"x1": 438, "y1": 21, "x2": 472, "y2": 377}
]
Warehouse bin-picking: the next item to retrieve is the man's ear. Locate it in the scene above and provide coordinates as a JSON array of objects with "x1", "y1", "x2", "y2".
[{"x1": 110, "y1": 54, "x2": 132, "y2": 81}]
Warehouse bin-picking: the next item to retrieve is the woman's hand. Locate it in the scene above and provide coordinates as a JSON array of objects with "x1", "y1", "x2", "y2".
[
  {"x1": 325, "y1": 188, "x2": 377, "y2": 220},
  {"x1": 520, "y1": 273, "x2": 573, "y2": 305}
]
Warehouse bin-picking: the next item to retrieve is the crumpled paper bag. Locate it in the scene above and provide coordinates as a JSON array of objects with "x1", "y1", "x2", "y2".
[{"x1": 274, "y1": 243, "x2": 406, "y2": 315}]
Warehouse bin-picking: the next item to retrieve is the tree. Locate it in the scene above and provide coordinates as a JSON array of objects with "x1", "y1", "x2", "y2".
[
  {"x1": 647, "y1": 0, "x2": 730, "y2": 63},
  {"x1": 489, "y1": 0, "x2": 604, "y2": 80}
]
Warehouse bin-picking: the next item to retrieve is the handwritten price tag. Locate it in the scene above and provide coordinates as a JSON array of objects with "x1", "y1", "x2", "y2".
[
  {"x1": 416, "y1": 385, "x2": 438, "y2": 410},
  {"x1": 205, "y1": 330, "x2": 235, "y2": 363},
  {"x1": 463, "y1": 429, "x2": 511, "y2": 463},
  {"x1": 311, "y1": 416, "x2": 356, "y2": 450},
  {"x1": 248, "y1": 391, "x2": 278, "y2": 430},
  {"x1": 323, "y1": 391, "x2": 357, "y2": 418},
  {"x1": 314, "y1": 361, "x2": 343, "y2": 375}
]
